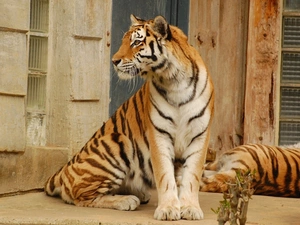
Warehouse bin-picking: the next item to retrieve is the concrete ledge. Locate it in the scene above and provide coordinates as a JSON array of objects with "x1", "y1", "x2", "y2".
[{"x1": 0, "y1": 190, "x2": 298, "y2": 225}]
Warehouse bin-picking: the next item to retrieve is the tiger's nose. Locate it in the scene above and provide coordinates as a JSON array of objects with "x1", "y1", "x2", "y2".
[{"x1": 112, "y1": 59, "x2": 121, "y2": 66}]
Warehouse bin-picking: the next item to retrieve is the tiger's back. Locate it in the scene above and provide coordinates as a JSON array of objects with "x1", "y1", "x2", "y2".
[{"x1": 201, "y1": 144, "x2": 300, "y2": 197}]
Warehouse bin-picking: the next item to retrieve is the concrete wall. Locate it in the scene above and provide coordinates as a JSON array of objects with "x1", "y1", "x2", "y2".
[
  {"x1": 0, "y1": 0, "x2": 29, "y2": 153},
  {"x1": 0, "y1": 0, "x2": 112, "y2": 195}
]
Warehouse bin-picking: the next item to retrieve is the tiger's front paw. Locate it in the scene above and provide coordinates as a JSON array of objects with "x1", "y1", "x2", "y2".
[
  {"x1": 180, "y1": 205, "x2": 204, "y2": 220},
  {"x1": 115, "y1": 195, "x2": 140, "y2": 211},
  {"x1": 154, "y1": 204, "x2": 181, "y2": 221}
]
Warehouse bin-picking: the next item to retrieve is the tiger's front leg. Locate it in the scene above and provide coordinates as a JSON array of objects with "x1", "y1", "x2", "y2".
[
  {"x1": 177, "y1": 133, "x2": 210, "y2": 220},
  {"x1": 150, "y1": 137, "x2": 181, "y2": 221}
]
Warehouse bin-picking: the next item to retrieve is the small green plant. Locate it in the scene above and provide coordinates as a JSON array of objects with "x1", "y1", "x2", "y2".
[{"x1": 212, "y1": 170, "x2": 255, "y2": 225}]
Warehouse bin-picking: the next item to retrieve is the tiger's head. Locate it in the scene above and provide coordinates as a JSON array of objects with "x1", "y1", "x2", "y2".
[{"x1": 112, "y1": 15, "x2": 190, "y2": 81}]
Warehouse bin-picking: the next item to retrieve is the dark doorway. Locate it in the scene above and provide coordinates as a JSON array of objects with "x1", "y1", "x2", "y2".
[{"x1": 109, "y1": 0, "x2": 190, "y2": 115}]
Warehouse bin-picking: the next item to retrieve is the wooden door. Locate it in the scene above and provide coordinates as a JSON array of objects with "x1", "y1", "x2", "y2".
[{"x1": 109, "y1": 0, "x2": 189, "y2": 114}]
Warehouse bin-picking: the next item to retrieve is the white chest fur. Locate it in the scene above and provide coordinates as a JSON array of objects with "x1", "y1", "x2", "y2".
[{"x1": 149, "y1": 63, "x2": 212, "y2": 158}]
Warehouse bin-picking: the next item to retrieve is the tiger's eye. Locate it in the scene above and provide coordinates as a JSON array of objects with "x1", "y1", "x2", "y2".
[{"x1": 134, "y1": 40, "x2": 141, "y2": 46}]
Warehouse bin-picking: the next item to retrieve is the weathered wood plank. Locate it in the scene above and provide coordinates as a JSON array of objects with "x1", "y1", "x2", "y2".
[{"x1": 243, "y1": 0, "x2": 281, "y2": 145}]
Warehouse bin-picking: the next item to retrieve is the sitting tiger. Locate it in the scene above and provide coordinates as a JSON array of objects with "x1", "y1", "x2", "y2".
[
  {"x1": 45, "y1": 15, "x2": 214, "y2": 221},
  {"x1": 200, "y1": 143, "x2": 300, "y2": 197}
]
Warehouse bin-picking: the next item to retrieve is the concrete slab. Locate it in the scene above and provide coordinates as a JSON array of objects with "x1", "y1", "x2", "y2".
[{"x1": 0, "y1": 190, "x2": 299, "y2": 225}]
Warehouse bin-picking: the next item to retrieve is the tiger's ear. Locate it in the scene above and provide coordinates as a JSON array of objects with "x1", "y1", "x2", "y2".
[
  {"x1": 151, "y1": 16, "x2": 172, "y2": 40},
  {"x1": 130, "y1": 14, "x2": 143, "y2": 26}
]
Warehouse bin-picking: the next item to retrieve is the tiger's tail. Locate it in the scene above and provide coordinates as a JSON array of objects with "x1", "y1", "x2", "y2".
[{"x1": 44, "y1": 165, "x2": 65, "y2": 197}]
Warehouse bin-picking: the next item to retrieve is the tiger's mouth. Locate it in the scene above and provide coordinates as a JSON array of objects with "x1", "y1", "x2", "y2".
[{"x1": 114, "y1": 62, "x2": 141, "y2": 80}]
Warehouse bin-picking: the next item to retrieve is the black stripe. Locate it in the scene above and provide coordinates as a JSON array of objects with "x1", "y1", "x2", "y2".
[
  {"x1": 48, "y1": 166, "x2": 63, "y2": 193},
  {"x1": 91, "y1": 131, "x2": 98, "y2": 139},
  {"x1": 100, "y1": 123, "x2": 106, "y2": 136},
  {"x1": 136, "y1": 142, "x2": 145, "y2": 170},
  {"x1": 90, "y1": 145, "x2": 105, "y2": 160},
  {"x1": 184, "y1": 152, "x2": 198, "y2": 163},
  {"x1": 260, "y1": 145, "x2": 270, "y2": 160},
  {"x1": 132, "y1": 94, "x2": 143, "y2": 135},
  {"x1": 278, "y1": 147, "x2": 293, "y2": 194},
  {"x1": 82, "y1": 175, "x2": 115, "y2": 186},
  {"x1": 82, "y1": 145, "x2": 89, "y2": 154},
  {"x1": 138, "y1": 87, "x2": 145, "y2": 113},
  {"x1": 188, "y1": 126, "x2": 208, "y2": 147},
  {"x1": 101, "y1": 140, "x2": 120, "y2": 166},
  {"x1": 142, "y1": 174, "x2": 153, "y2": 187},
  {"x1": 156, "y1": 36, "x2": 163, "y2": 53},
  {"x1": 48, "y1": 175, "x2": 56, "y2": 193},
  {"x1": 102, "y1": 153, "x2": 126, "y2": 175},
  {"x1": 199, "y1": 74, "x2": 208, "y2": 96},
  {"x1": 127, "y1": 120, "x2": 133, "y2": 143},
  {"x1": 112, "y1": 133, "x2": 131, "y2": 169},
  {"x1": 93, "y1": 138, "x2": 99, "y2": 147},
  {"x1": 288, "y1": 149, "x2": 300, "y2": 159},
  {"x1": 110, "y1": 113, "x2": 118, "y2": 133},
  {"x1": 119, "y1": 101, "x2": 128, "y2": 135},
  {"x1": 139, "y1": 40, "x2": 157, "y2": 61},
  {"x1": 143, "y1": 133, "x2": 150, "y2": 149},
  {"x1": 85, "y1": 158, "x2": 120, "y2": 178},
  {"x1": 135, "y1": 139, "x2": 153, "y2": 187},
  {"x1": 246, "y1": 146, "x2": 265, "y2": 180},
  {"x1": 267, "y1": 146, "x2": 279, "y2": 179},
  {"x1": 172, "y1": 36, "x2": 190, "y2": 60},
  {"x1": 261, "y1": 171, "x2": 276, "y2": 188},
  {"x1": 151, "y1": 59, "x2": 167, "y2": 72},
  {"x1": 290, "y1": 154, "x2": 300, "y2": 197},
  {"x1": 64, "y1": 185, "x2": 71, "y2": 197},
  {"x1": 188, "y1": 91, "x2": 213, "y2": 124},
  {"x1": 122, "y1": 99, "x2": 129, "y2": 112},
  {"x1": 287, "y1": 148, "x2": 300, "y2": 196},
  {"x1": 152, "y1": 80, "x2": 168, "y2": 102},
  {"x1": 150, "y1": 118, "x2": 174, "y2": 145},
  {"x1": 148, "y1": 158, "x2": 153, "y2": 173},
  {"x1": 179, "y1": 61, "x2": 199, "y2": 107},
  {"x1": 71, "y1": 154, "x2": 79, "y2": 164},
  {"x1": 119, "y1": 110, "x2": 126, "y2": 134},
  {"x1": 150, "y1": 95, "x2": 174, "y2": 123}
]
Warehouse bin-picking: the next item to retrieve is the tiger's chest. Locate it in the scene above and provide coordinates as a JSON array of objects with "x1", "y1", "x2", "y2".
[{"x1": 148, "y1": 76, "x2": 212, "y2": 154}]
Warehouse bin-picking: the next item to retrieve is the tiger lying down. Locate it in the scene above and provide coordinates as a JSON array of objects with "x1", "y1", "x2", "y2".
[
  {"x1": 45, "y1": 15, "x2": 214, "y2": 220},
  {"x1": 200, "y1": 143, "x2": 300, "y2": 198}
]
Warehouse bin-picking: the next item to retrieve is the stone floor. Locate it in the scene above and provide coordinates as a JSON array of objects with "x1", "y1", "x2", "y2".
[{"x1": 0, "y1": 190, "x2": 299, "y2": 225}]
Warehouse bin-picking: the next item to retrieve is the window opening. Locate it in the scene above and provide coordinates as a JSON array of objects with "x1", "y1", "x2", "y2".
[
  {"x1": 279, "y1": 0, "x2": 300, "y2": 145},
  {"x1": 27, "y1": 0, "x2": 49, "y2": 111},
  {"x1": 26, "y1": 0, "x2": 49, "y2": 146}
]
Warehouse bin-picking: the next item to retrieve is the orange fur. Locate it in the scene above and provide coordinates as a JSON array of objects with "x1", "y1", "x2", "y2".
[{"x1": 201, "y1": 144, "x2": 300, "y2": 197}]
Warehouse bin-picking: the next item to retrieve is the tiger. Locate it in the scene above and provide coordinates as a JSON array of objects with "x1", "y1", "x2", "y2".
[
  {"x1": 200, "y1": 143, "x2": 300, "y2": 197},
  {"x1": 45, "y1": 14, "x2": 214, "y2": 221}
]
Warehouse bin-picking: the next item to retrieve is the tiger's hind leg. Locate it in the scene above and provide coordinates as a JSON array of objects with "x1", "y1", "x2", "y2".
[
  {"x1": 59, "y1": 133, "x2": 148, "y2": 211},
  {"x1": 200, "y1": 170, "x2": 237, "y2": 193}
]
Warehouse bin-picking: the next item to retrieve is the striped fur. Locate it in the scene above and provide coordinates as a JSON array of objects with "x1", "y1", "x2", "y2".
[
  {"x1": 45, "y1": 15, "x2": 214, "y2": 220},
  {"x1": 200, "y1": 144, "x2": 300, "y2": 197}
]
